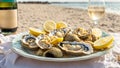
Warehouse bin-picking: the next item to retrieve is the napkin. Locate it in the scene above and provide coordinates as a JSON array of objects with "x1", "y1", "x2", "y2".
[{"x1": 0, "y1": 33, "x2": 120, "y2": 68}]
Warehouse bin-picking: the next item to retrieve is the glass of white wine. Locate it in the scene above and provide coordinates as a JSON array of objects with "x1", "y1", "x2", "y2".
[{"x1": 88, "y1": 0, "x2": 105, "y2": 27}]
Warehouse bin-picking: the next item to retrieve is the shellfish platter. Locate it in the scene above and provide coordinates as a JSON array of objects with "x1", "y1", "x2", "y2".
[{"x1": 12, "y1": 21, "x2": 114, "y2": 62}]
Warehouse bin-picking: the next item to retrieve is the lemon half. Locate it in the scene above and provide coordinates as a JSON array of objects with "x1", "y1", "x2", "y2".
[
  {"x1": 43, "y1": 20, "x2": 56, "y2": 32},
  {"x1": 51, "y1": 37, "x2": 63, "y2": 46},
  {"x1": 93, "y1": 35, "x2": 114, "y2": 50},
  {"x1": 56, "y1": 21, "x2": 67, "y2": 29},
  {"x1": 29, "y1": 27, "x2": 45, "y2": 37}
]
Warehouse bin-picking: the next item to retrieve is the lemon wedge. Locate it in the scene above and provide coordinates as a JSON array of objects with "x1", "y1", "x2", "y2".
[
  {"x1": 43, "y1": 20, "x2": 56, "y2": 32},
  {"x1": 29, "y1": 27, "x2": 45, "y2": 37},
  {"x1": 93, "y1": 35, "x2": 114, "y2": 50},
  {"x1": 92, "y1": 28, "x2": 102, "y2": 38},
  {"x1": 56, "y1": 21, "x2": 67, "y2": 29},
  {"x1": 51, "y1": 37, "x2": 63, "y2": 46}
]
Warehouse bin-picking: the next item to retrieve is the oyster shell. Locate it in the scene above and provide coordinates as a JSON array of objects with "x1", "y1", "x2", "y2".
[
  {"x1": 86, "y1": 34, "x2": 97, "y2": 42},
  {"x1": 38, "y1": 35, "x2": 51, "y2": 42},
  {"x1": 43, "y1": 47, "x2": 63, "y2": 58},
  {"x1": 36, "y1": 34, "x2": 52, "y2": 49},
  {"x1": 73, "y1": 28, "x2": 88, "y2": 35},
  {"x1": 21, "y1": 34, "x2": 39, "y2": 50},
  {"x1": 36, "y1": 39, "x2": 52, "y2": 50},
  {"x1": 58, "y1": 41, "x2": 93, "y2": 56},
  {"x1": 64, "y1": 33, "x2": 81, "y2": 42},
  {"x1": 73, "y1": 28, "x2": 97, "y2": 42},
  {"x1": 36, "y1": 49, "x2": 45, "y2": 56},
  {"x1": 49, "y1": 28, "x2": 71, "y2": 38}
]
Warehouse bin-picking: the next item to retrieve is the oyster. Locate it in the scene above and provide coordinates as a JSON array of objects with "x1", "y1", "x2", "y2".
[
  {"x1": 38, "y1": 35, "x2": 51, "y2": 42},
  {"x1": 21, "y1": 34, "x2": 39, "y2": 50},
  {"x1": 36, "y1": 39, "x2": 52, "y2": 50},
  {"x1": 36, "y1": 34, "x2": 52, "y2": 49},
  {"x1": 86, "y1": 34, "x2": 97, "y2": 42},
  {"x1": 64, "y1": 33, "x2": 81, "y2": 42},
  {"x1": 58, "y1": 41, "x2": 93, "y2": 56},
  {"x1": 43, "y1": 47, "x2": 63, "y2": 58},
  {"x1": 73, "y1": 28, "x2": 90, "y2": 40},
  {"x1": 73, "y1": 28, "x2": 88, "y2": 35},
  {"x1": 36, "y1": 49, "x2": 45, "y2": 56},
  {"x1": 49, "y1": 28, "x2": 71, "y2": 38},
  {"x1": 73, "y1": 28, "x2": 97, "y2": 42}
]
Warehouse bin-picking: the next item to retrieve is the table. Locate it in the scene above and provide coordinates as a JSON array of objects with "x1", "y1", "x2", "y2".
[{"x1": 0, "y1": 33, "x2": 120, "y2": 68}]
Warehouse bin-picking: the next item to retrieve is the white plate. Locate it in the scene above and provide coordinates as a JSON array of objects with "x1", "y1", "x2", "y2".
[{"x1": 12, "y1": 32, "x2": 112, "y2": 62}]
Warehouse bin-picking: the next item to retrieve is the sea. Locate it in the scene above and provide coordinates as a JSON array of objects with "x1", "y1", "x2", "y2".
[{"x1": 51, "y1": 2, "x2": 120, "y2": 15}]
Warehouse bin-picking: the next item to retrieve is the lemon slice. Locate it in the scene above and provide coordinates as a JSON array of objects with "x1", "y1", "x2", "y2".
[
  {"x1": 51, "y1": 37, "x2": 63, "y2": 46},
  {"x1": 92, "y1": 28, "x2": 102, "y2": 38},
  {"x1": 56, "y1": 21, "x2": 67, "y2": 29},
  {"x1": 29, "y1": 27, "x2": 46, "y2": 37},
  {"x1": 43, "y1": 20, "x2": 56, "y2": 32},
  {"x1": 93, "y1": 35, "x2": 114, "y2": 50}
]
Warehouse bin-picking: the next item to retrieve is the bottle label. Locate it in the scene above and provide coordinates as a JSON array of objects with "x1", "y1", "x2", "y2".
[{"x1": 0, "y1": 9, "x2": 17, "y2": 29}]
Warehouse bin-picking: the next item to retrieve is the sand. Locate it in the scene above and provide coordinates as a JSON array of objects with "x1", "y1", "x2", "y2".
[{"x1": 17, "y1": 3, "x2": 120, "y2": 33}]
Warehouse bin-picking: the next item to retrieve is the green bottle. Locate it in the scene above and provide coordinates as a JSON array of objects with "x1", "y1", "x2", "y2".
[{"x1": 0, "y1": 0, "x2": 17, "y2": 34}]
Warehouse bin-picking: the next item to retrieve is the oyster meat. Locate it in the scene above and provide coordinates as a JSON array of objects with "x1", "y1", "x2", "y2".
[
  {"x1": 64, "y1": 33, "x2": 81, "y2": 42},
  {"x1": 36, "y1": 39, "x2": 52, "y2": 50},
  {"x1": 49, "y1": 28, "x2": 71, "y2": 38},
  {"x1": 21, "y1": 34, "x2": 39, "y2": 50},
  {"x1": 36, "y1": 34, "x2": 53, "y2": 49},
  {"x1": 59, "y1": 41, "x2": 93, "y2": 56},
  {"x1": 73, "y1": 28, "x2": 97, "y2": 42}
]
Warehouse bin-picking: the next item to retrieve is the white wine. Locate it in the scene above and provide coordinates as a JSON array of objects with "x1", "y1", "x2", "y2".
[
  {"x1": 0, "y1": 0, "x2": 17, "y2": 33},
  {"x1": 88, "y1": 6, "x2": 105, "y2": 21}
]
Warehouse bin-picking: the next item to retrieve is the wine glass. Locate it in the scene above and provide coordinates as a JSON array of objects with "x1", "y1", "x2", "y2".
[{"x1": 88, "y1": 0, "x2": 105, "y2": 27}]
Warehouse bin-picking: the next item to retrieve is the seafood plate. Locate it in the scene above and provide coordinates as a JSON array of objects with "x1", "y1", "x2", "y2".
[{"x1": 12, "y1": 21, "x2": 114, "y2": 61}]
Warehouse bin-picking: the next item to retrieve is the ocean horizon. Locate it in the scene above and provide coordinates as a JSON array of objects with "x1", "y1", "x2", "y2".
[
  {"x1": 17, "y1": 0, "x2": 120, "y2": 2},
  {"x1": 50, "y1": 2, "x2": 120, "y2": 15},
  {"x1": 17, "y1": 1, "x2": 120, "y2": 15}
]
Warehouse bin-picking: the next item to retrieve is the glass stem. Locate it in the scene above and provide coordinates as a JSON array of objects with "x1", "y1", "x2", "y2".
[
  {"x1": 92, "y1": 20, "x2": 99, "y2": 28},
  {"x1": 94, "y1": 20, "x2": 98, "y2": 25}
]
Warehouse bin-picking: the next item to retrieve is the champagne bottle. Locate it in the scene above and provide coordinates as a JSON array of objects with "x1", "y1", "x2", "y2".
[{"x1": 0, "y1": 0, "x2": 17, "y2": 34}]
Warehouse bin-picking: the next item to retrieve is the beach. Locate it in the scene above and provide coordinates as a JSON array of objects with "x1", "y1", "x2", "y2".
[{"x1": 17, "y1": 3, "x2": 120, "y2": 33}]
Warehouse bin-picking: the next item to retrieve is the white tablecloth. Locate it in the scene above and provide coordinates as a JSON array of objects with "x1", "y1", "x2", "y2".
[{"x1": 0, "y1": 33, "x2": 120, "y2": 68}]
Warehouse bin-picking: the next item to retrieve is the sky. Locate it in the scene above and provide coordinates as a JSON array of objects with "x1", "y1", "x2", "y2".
[{"x1": 18, "y1": 0, "x2": 120, "y2": 2}]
